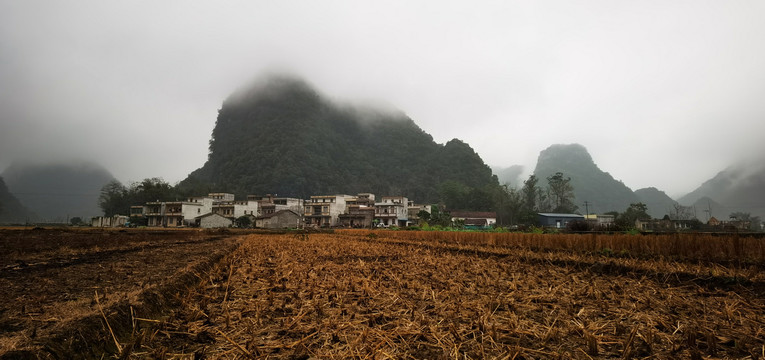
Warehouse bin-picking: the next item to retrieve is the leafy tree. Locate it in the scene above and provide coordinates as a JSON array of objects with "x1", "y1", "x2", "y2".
[
  {"x1": 519, "y1": 175, "x2": 543, "y2": 224},
  {"x1": 70, "y1": 216, "x2": 84, "y2": 226},
  {"x1": 428, "y1": 205, "x2": 452, "y2": 227},
  {"x1": 546, "y1": 172, "x2": 578, "y2": 213},
  {"x1": 99, "y1": 180, "x2": 129, "y2": 216},
  {"x1": 615, "y1": 203, "x2": 651, "y2": 229},
  {"x1": 235, "y1": 215, "x2": 252, "y2": 228},
  {"x1": 495, "y1": 184, "x2": 523, "y2": 226},
  {"x1": 416, "y1": 209, "x2": 431, "y2": 223},
  {"x1": 99, "y1": 178, "x2": 179, "y2": 216}
]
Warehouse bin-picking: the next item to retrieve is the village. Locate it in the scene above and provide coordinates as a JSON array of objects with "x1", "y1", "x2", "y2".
[
  {"x1": 89, "y1": 191, "x2": 758, "y2": 232},
  {"x1": 90, "y1": 192, "x2": 497, "y2": 229}
]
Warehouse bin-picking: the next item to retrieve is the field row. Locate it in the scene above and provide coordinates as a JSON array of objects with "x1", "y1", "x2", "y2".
[
  {"x1": 339, "y1": 229, "x2": 765, "y2": 263},
  {"x1": 134, "y1": 232, "x2": 765, "y2": 359}
]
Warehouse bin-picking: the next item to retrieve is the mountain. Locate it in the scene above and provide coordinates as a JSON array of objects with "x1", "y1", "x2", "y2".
[
  {"x1": 1, "y1": 161, "x2": 115, "y2": 221},
  {"x1": 0, "y1": 176, "x2": 37, "y2": 224},
  {"x1": 492, "y1": 165, "x2": 524, "y2": 187},
  {"x1": 678, "y1": 160, "x2": 765, "y2": 219},
  {"x1": 688, "y1": 196, "x2": 728, "y2": 222},
  {"x1": 634, "y1": 187, "x2": 677, "y2": 219},
  {"x1": 533, "y1": 144, "x2": 639, "y2": 214},
  {"x1": 180, "y1": 74, "x2": 498, "y2": 204}
]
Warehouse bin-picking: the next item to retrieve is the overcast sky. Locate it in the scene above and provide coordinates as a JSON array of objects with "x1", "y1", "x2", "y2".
[{"x1": 1, "y1": 1, "x2": 764, "y2": 198}]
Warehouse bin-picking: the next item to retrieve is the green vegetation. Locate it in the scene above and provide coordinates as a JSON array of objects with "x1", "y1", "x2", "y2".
[
  {"x1": 235, "y1": 215, "x2": 252, "y2": 228},
  {"x1": 494, "y1": 172, "x2": 579, "y2": 226},
  {"x1": 99, "y1": 178, "x2": 180, "y2": 216},
  {"x1": 533, "y1": 144, "x2": 639, "y2": 214},
  {"x1": 178, "y1": 75, "x2": 498, "y2": 208}
]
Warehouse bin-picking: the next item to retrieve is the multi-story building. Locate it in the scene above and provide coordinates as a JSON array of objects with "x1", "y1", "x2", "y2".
[
  {"x1": 249, "y1": 194, "x2": 304, "y2": 216},
  {"x1": 304, "y1": 194, "x2": 352, "y2": 227},
  {"x1": 339, "y1": 193, "x2": 376, "y2": 228},
  {"x1": 407, "y1": 201, "x2": 431, "y2": 226},
  {"x1": 145, "y1": 196, "x2": 214, "y2": 227},
  {"x1": 374, "y1": 196, "x2": 409, "y2": 227},
  {"x1": 212, "y1": 200, "x2": 258, "y2": 219},
  {"x1": 208, "y1": 193, "x2": 235, "y2": 202},
  {"x1": 129, "y1": 205, "x2": 146, "y2": 218}
]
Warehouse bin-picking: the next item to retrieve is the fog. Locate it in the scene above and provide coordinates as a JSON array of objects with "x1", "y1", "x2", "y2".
[{"x1": 1, "y1": 1, "x2": 764, "y2": 198}]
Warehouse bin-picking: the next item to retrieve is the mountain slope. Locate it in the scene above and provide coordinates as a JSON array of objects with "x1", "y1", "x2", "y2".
[
  {"x1": 492, "y1": 165, "x2": 524, "y2": 187},
  {"x1": 634, "y1": 187, "x2": 677, "y2": 218},
  {"x1": 533, "y1": 144, "x2": 639, "y2": 214},
  {"x1": 181, "y1": 74, "x2": 497, "y2": 203},
  {"x1": 678, "y1": 160, "x2": 765, "y2": 219},
  {"x1": 2, "y1": 161, "x2": 115, "y2": 221},
  {"x1": 0, "y1": 176, "x2": 37, "y2": 224}
]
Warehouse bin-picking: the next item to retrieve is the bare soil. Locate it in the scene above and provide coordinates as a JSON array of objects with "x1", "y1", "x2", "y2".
[
  {"x1": 136, "y1": 232, "x2": 765, "y2": 359},
  {"x1": 3, "y1": 229, "x2": 764, "y2": 359},
  {"x1": 0, "y1": 228, "x2": 238, "y2": 358}
]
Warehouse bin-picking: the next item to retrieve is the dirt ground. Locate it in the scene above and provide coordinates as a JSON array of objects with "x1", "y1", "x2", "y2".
[
  {"x1": 135, "y1": 232, "x2": 765, "y2": 359},
  {"x1": 0, "y1": 227, "x2": 239, "y2": 358},
  {"x1": 2, "y1": 229, "x2": 764, "y2": 359}
]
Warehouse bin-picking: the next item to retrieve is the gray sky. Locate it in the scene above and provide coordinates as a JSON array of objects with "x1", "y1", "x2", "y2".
[{"x1": 1, "y1": 1, "x2": 764, "y2": 198}]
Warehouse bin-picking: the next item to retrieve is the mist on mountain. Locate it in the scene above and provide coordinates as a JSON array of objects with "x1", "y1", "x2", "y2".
[
  {"x1": 1, "y1": 161, "x2": 115, "y2": 221},
  {"x1": 532, "y1": 144, "x2": 640, "y2": 214},
  {"x1": 179, "y1": 74, "x2": 498, "y2": 206}
]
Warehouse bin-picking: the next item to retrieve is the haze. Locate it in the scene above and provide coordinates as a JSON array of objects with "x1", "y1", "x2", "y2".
[{"x1": 1, "y1": 1, "x2": 764, "y2": 198}]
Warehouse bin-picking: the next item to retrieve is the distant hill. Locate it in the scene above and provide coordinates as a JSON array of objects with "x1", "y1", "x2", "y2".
[
  {"x1": 678, "y1": 160, "x2": 765, "y2": 219},
  {"x1": 492, "y1": 165, "x2": 523, "y2": 187},
  {"x1": 1, "y1": 162, "x2": 115, "y2": 221},
  {"x1": 180, "y1": 74, "x2": 498, "y2": 204},
  {"x1": 688, "y1": 196, "x2": 728, "y2": 222},
  {"x1": 0, "y1": 176, "x2": 37, "y2": 224},
  {"x1": 533, "y1": 144, "x2": 639, "y2": 214},
  {"x1": 634, "y1": 187, "x2": 677, "y2": 219}
]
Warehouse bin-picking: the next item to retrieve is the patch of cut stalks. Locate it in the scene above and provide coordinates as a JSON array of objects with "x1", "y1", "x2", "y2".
[
  {"x1": 341, "y1": 229, "x2": 765, "y2": 263},
  {"x1": 140, "y1": 233, "x2": 764, "y2": 359}
]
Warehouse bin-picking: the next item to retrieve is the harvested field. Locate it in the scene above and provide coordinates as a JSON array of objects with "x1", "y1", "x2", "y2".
[
  {"x1": 0, "y1": 228, "x2": 239, "y2": 358},
  {"x1": 3, "y1": 229, "x2": 764, "y2": 359},
  {"x1": 133, "y1": 231, "x2": 765, "y2": 359}
]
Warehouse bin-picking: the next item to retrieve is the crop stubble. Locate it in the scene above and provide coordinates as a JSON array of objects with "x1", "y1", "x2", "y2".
[{"x1": 156, "y1": 232, "x2": 765, "y2": 359}]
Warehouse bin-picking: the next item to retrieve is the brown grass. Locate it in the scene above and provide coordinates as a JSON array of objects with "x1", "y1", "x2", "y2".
[
  {"x1": 340, "y1": 229, "x2": 765, "y2": 263},
  {"x1": 132, "y1": 232, "x2": 765, "y2": 359}
]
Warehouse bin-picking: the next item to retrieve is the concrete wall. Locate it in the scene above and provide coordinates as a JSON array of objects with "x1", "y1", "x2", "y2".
[
  {"x1": 256, "y1": 211, "x2": 301, "y2": 229},
  {"x1": 199, "y1": 213, "x2": 233, "y2": 228}
]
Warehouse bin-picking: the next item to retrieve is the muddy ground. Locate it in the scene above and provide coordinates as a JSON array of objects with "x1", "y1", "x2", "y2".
[{"x1": 0, "y1": 228, "x2": 239, "y2": 358}]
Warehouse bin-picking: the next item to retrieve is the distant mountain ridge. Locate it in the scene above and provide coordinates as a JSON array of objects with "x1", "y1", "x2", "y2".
[
  {"x1": 0, "y1": 176, "x2": 37, "y2": 224},
  {"x1": 2, "y1": 161, "x2": 114, "y2": 221},
  {"x1": 678, "y1": 160, "x2": 765, "y2": 219},
  {"x1": 492, "y1": 165, "x2": 524, "y2": 187},
  {"x1": 533, "y1": 144, "x2": 640, "y2": 214},
  {"x1": 634, "y1": 187, "x2": 677, "y2": 219},
  {"x1": 180, "y1": 74, "x2": 498, "y2": 203}
]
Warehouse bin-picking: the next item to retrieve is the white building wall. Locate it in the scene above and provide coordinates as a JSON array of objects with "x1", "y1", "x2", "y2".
[{"x1": 233, "y1": 202, "x2": 258, "y2": 218}]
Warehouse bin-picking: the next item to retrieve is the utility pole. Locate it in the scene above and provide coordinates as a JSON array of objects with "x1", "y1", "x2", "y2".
[{"x1": 584, "y1": 201, "x2": 590, "y2": 217}]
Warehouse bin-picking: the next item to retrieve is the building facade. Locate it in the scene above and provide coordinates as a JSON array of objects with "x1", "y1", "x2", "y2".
[
  {"x1": 304, "y1": 195, "x2": 351, "y2": 227},
  {"x1": 374, "y1": 196, "x2": 409, "y2": 227}
]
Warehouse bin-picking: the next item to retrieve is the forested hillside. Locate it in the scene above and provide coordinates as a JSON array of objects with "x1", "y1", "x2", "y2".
[
  {"x1": 533, "y1": 144, "x2": 640, "y2": 214},
  {"x1": 180, "y1": 75, "x2": 498, "y2": 206}
]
